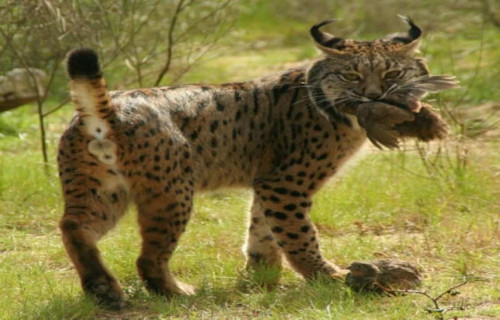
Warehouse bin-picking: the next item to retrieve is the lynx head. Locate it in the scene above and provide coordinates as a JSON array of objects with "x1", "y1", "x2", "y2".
[{"x1": 306, "y1": 16, "x2": 430, "y2": 124}]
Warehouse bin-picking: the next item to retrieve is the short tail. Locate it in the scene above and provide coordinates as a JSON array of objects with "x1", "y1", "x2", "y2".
[{"x1": 66, "y1": 48, "x2": 113, "y2": 139}]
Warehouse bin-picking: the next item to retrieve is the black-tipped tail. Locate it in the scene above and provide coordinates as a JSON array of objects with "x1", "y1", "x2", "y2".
[{"x1": 67, "y1": 48, "x2": 101, "y2": 79}]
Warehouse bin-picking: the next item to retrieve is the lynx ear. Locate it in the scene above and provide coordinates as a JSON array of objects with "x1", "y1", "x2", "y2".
[
  {"x1": 391, "y1": 15, "x2": 422, "y2": 53},
  {"x1": 310, "y1": 19, "x2": 346, "y2": 56}
]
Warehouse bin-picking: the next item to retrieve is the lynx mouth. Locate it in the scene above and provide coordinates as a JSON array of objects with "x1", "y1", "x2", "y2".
[{"x1": 375, "y1": 98, "x2": 409, "y2": 110}]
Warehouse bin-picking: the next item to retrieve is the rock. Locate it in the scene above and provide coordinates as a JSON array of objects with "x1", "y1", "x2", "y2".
[{"x1": 0, "y1": 68, "x2": 46, "y2": 112}]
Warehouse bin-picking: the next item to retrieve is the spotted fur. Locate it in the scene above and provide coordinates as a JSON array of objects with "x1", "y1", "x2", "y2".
[{"x1": 59, "y1": 18, "x2": 441, "y2": 308}]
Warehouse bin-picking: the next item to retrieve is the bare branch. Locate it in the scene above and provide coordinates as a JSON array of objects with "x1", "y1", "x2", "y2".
[
  {"x1": 1, "y1": 0, "x2": 236, "y2": 166},
  {"x1": 175, "y1": 0, "x2": 234, "y2": 43},
  {"x1": 154, "y1": 0, "x2": 185, "y2": 86},
  {"x1": 481, "y1": 0, "x2": 500, "y2": 27},
  {"x1": 43, "y1": 98, "x2": 70, "y2": 117},
  {"x1": 385, "y1": 276, "x2": 488, "y2": 320}
]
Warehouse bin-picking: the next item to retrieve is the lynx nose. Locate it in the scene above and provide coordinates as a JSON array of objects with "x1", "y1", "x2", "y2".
[
  {"x1": 364, "y1": 80, "x2": 383, "y2": 100},
  {"x1": 364, "y1": 87, "x2": 382, "y2": 100}
]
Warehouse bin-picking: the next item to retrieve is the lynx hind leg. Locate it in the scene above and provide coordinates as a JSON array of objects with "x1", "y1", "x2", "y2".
[
  {"x1": 244, "y1": 195, "x2": 283, "y2": 270},
  {"x1": 134, "y1": 152, "x2": 196, "y2": 297},
  {"x1": 136, "y1": 192, "x2": 195, "y2": 296},
  {"x1": 59, "y1": 157, "x2": 129, "y2": 309},
  {"x1": 253, "y1": 179, "x2": 343, "y2": 280}
]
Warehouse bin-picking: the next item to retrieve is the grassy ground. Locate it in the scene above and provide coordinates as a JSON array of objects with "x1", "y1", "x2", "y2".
[{"x1": 1, "y1": 2, "x2": 499, "y2": 319}]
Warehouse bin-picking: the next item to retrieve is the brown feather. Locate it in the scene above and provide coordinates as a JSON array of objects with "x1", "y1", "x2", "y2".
[
  {"x1": 393, "y1": 103, "x2": 448, "y2": 141},
  {"x1": 356, "y1": 102, "x2": 415, "y2": 149},
  {"x1": 356, "y1": 101, "x2": 448, "y2": 148}
]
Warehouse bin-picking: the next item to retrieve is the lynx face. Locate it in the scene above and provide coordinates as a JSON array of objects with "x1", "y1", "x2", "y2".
[
  {"x1": 306, "y1": 17, "x2": 430, "y2": 121},
  {"x1": 314, "y1": 51, "x2": 428, "y2": 103}
]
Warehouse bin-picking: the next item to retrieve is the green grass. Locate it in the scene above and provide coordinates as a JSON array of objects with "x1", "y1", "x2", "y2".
[
  {"x1": 1, "y1": 3, "x2": 500, "y2": 319},
  {"x1": 0, "y1": 148, "x2": 498, "y2": 319}
]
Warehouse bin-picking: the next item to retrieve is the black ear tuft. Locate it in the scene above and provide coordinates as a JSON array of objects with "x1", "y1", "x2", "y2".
[
  {"x1": 403, "y1": 16, "x2": 422, "y2": 40},
  {"x1": 310, "y1": 19, "x2": 344, "y2": 48},
  {"x1": 392, "y1": 15, "x2": 422, "y2": 44},
  {"x1": 66, "y1": 48, "x2": 101, "y2": 79}
]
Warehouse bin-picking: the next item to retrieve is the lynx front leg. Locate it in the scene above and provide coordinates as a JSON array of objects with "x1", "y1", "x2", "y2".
[
  {"x1": 244, "y1": 194, "x2": 283, "y2": 270},
  {"x1": 253, "y1": 181, "x2": 342, "y2": 280},
  {"x1": 135, "y1": 181, "x2": 195, "y2": 297}
]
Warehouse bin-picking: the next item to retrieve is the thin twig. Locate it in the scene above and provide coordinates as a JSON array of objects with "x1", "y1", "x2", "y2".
[
  {"x1": 42, "y1": 97, "x2": 70, "y2": 117},
  {"x1": 0, "y1": 27, "x2": 51, "y2": 166},
  {"x1": 433, "y1": 278, "x2": 473, "y2": 302},
  {"x1": 175, "y1": 0, "x2": 233, "y2": 43},
  {"x1": 386, "y1": 276, "x2": 486, "y2": 320},
  {"x1": 154, "y1": 0, "x2": 185, "y2": 86}
]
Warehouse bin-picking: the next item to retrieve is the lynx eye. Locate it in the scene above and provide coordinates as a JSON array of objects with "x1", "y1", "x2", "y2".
[
  {"x1": 342, "y1": 72, "x2": 361, "y2": 82},
  {"x1": 384, "y1": 70, "x2": 402, "y2": 79}
]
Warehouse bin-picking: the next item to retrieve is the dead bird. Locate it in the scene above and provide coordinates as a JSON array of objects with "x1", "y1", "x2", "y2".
[
  {"x1": 346, "y1": 260, "x2": 422, "y2": 293},
  {"x1": 356, "y1": 74, "x2": 458, "y2": 149}
]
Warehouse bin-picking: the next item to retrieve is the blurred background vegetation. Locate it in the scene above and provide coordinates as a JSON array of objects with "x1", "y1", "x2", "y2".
[
  {"x1": 0, "y1": 1, "x2": 499, "y2": 319},
  {"x1": 0, "y1": 0, "x2": 498, "y2": 162},
  {"x1": 2, "y1": 0, "x2": 499, "y2": 93}
]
